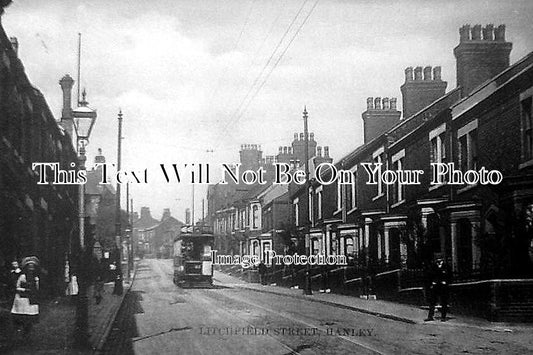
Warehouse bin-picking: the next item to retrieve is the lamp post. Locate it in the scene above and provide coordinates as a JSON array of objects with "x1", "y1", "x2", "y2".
[
  {"x1": 303, "y1": 107, "x2": 312, "y2": 295},
  {"x1": 72, "y1": 89, "x2": 96, "y2": 347}
]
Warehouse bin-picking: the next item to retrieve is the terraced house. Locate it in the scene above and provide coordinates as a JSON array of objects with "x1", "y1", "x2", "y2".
[
  {"x1": 209, "y1": 135, "x2": 332, "y2": 266},
  {"x1": 290, "y1": 24, "x2": 533, "y2": 321}
]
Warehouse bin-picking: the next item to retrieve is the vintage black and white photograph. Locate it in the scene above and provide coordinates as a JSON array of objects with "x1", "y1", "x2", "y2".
[{"x1": 1, "y1": 0, "x2": 533, "y2": 354}]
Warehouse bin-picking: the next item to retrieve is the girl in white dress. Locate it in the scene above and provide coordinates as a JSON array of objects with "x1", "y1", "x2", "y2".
[{"x1": 11, "y1": 256, "x2": 40, "y2": 336}]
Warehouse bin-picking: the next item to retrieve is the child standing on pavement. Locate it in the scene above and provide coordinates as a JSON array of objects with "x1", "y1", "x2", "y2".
[{"x1": 11, "y1": 256, "x2": 40, "y2": 338}]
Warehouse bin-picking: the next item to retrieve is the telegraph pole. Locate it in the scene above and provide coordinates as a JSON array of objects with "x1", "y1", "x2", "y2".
[
  {"x1": 113, "y1": 109, "x2": 124, "y2": 295},
  {"x1": 303, "y1": 106, "x2": 312, "y2": 295}
]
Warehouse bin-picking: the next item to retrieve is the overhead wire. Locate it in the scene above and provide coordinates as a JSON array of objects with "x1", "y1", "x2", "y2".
[
  {"x1": 215, "y1": 0, "x2": 320, "y2": 149},
  {"x1": 236, "y1": 0, "x2": 320, "y2": 123},
  {"x1": 207, "y1": 0, "x2": 257, "y2": 112},
  {"x1": 219, "y1": 0, "x2": 310, "y2": 137}
]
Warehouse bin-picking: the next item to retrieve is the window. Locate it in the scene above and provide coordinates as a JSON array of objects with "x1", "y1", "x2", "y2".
[
  {"x1": 522, "y1": 96, "x2": 533, "y2": 162},
  {"x1": 293, "y1": 198, "x2": 299, "y2": 226},
  {"x1": 336, "y1": 182, "x2": 342, "y2": 212},
  {"x1": 345, "y1": 237, "x2": 354, "y2": 256},
  {"x1": 262, "y1": 241, "x2": 272, "y2": 263},
  {"x1": 372, "y1": 147, "x2": 385, "y2": 198},
  {"x1": 316, "y1": 186, "x2": 323, "y2": 219},
  {"x1": 349, "y1": 167, "x2": 357, "y2": 210},
  {"x1": 391, "y1": 149, "x2": 405, "y2": 205},
  {"x1": 458, "y1": 120, "x2": 478, "y2": 172},
  {"x1": 240, "y1": 209, "x2": 246, "y2": 229},
  {"x1": 430, "y1": 123, "x2": 446, "y2": 165},
  {"x1": 312, "y1": 238, "x2": 320, "y2": 255},
  {"x1": 252, "y1": 204, "x2": 259, "y2": 229}
]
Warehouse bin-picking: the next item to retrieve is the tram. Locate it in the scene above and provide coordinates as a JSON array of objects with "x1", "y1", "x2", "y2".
[{"x1": 173, "y1": 225, "x2": 214, "y2": 288}]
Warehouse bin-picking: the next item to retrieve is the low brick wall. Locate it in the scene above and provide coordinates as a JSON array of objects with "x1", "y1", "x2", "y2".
[{"x1": 256, "y1": 265, "x2": 533, "y2": 322}]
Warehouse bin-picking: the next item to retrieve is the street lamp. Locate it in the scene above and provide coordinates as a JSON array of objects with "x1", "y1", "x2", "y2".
[{"x1": 73, "y1": 89, "x2": 96, "y2": 347}]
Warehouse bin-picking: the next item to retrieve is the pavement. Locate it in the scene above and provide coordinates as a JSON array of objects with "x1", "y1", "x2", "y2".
[
  {"x1": 0, "y1": 276, "x2": 135, "y2": 354},
  {"x1": 213, "y1": 270, "x2": 532, "y2": 332}
]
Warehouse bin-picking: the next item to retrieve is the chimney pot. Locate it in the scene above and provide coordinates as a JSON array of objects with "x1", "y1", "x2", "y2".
[
  {"x1": 367, "y1": 97, "x2": 374, "y2": 110},
  {"x1": 433, "y1": 66, "x2": 442, "y2": 80},
  {"x1": 310, "y1": 132, "x2": 314, "y2": 141},
  {"x1": 374, "y1": 97, "x2": 382, "y2": 110},
  {"x1": 483, "y1": 24, "x2": 494, "y2": 40},
  {"x1": 459, "y1": 25, "x2": 471, "y2": 42},
  {"x1": 299, "y1": 133, "x2": 304, "y2": 140},
  {"x1": 414, "y1": 66, "x2": 423, "y2": 80},
  {"x1": 390, "y1": 98, "x2": 397, "y2": 110},
  {"x1": 423, "y1": 66, "x2": 432, "y2": 80},
  {"x1": 494, "y1": 24, "x2": 506, "y2": 41},
  {"x1": 324, "y1": 146, "x2": 329, "y2": 158},
  {"x1": 405, "y1": 67, "x2": 414, "y2": 82},
  {"x1": 382, "y1": 97, "x2": 390, "y2": 110},
  {"x1": 472, "y1": 24, "x2": 482, "y2": 40},
  {"x1": 317, "y1": 146, "x2": 322, "y2": 157}
]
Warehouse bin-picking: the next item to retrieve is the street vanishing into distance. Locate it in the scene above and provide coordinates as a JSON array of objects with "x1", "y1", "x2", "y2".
[{"x1": 102, "y1": 259, "x2": 533, "y2": 355}]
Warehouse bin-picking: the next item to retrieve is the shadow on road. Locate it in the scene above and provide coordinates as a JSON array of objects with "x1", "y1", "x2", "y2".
[{"x1": 100, "y1": 290, "x2": 144, "y2": 355}]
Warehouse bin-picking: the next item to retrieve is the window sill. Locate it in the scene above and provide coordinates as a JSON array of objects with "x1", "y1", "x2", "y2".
[
  {"x1": 457, "y1": 183, "x2": 478, "y2": 194},
  {"x1": 372, "y1": 193, "x2": 384, "y2": 202},
  {"x1": 347, "y1": 207, "x2": 358, "y2": 215},
  {"x1": 391, "y1": 200, "x2": 406, "y2": 209},
  {"x1": 519, "y1": 159, "x2": 533, "y2": 170},
  {"x1": 429, "y1": 183, "x2": 445, "y2": 192}
]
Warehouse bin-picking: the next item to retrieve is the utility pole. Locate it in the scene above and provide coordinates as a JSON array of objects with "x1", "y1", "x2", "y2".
[
  {"x1": 126, "y1": 182, "x2": 131, "y2": 281},
  {"x1": 113, "y1": 109, "x2": 124, "y2": 295},
  {"x1": 303, "y1": 106, "x2": 312, "y2": 295},
  {"x1": 202, "y1": 198, "x2": 205, "y2": 225},
  {"x1": 192, "y1": 184, "x2": 195, "y2": 227}
]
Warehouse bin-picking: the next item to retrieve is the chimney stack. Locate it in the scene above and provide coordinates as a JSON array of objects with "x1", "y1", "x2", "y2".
[
  {"x1": 362, "y1": 96, "x2": 401, "y2": 143},
  {"x1": 400, "y1": 65, "x2": 447, "y2": 119},
  {"x1": 59, "y1": 74, "x2": 75, "y2": 138},
  {"x1": 454, "y1": 24, "x2": 512, "y2": 97}
]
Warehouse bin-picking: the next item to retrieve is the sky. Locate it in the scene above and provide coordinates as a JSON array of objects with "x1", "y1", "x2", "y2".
[{"x1": 2, "y1": 0, "x2": 533, "y2": 220}]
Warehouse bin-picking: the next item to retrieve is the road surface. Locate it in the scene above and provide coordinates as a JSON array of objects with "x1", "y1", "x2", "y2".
[{"x1": 102, "y1": 259, "x2": 533, "y2": 355}]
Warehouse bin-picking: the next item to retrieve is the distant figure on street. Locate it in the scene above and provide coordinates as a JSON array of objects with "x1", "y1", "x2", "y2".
[
  {"x1": 425, "y1": 254, "x2": 452, "y2": 322},
  {"x1": 258, "y1": 261, "x2": 267, "y2": 285},
  {"x1": 319, "y1": 264, "x2": 331, "y2": 293},
  {"x1": 111, "y1": 262, "x2": 123, "y2": 295},
  {"x1": 94, "y1": 260, "x2": 105, "y2": 304},
  {"x1": 11, "y1": 256, "x2": 40, "y2": 338}
]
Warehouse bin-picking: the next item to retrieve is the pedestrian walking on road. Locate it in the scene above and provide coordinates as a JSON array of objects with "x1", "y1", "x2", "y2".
[
  {"x1": 111, "y1": 262, "x2": 123, "y2": 295},
  {"x1": 258, "y1": 261, "x2": 267, "y2": 285},
  {"x1": 94, "y1": 260, "x2": 105, "y2": 304},
  {"x1": 11, "y1": 256, "x2": 40, "y2": 338},
  {"x1": 425, "y1": 254, "x2": 452, "y2": 322}
]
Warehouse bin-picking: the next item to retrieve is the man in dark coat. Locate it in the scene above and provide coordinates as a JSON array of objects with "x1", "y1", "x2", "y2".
[
  {"x1": 425, "y1": 254, "x2": 452, "y2": 321},
  {"x1": 258, "y1": 261, "x2": 267, "y2": 285}
]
